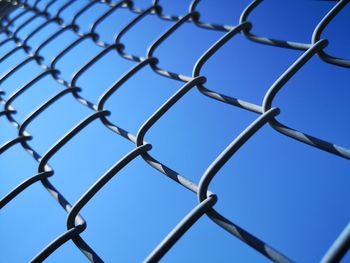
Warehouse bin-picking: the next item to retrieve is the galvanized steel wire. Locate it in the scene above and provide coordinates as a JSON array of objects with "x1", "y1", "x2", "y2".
[{"x1": 0, "y1": 0, "x2": 349, "y2": 262}]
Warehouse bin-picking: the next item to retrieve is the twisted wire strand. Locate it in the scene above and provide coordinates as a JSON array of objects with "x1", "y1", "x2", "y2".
[{"x1": 0, "y1": 0, "x2": 349, "y2": 262}]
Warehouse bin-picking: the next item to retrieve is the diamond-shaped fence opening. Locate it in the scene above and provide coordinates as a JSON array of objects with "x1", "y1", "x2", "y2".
[{"x1": 0, "y1": 0, "x2": 349, "y2": 262}]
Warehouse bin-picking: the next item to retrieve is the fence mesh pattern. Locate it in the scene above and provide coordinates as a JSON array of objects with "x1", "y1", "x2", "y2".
[{"x1": 0, "y1": 0, "x2": 349, "y2": 262}]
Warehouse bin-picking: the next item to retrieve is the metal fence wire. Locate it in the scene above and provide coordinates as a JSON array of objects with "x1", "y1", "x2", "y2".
[{"x1": 0, "y1": 0, "x2": 349, "y2": 262}]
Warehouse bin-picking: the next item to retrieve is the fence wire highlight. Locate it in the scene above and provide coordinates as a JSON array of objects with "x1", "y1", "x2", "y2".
[{"x1": 0, "y1": 0, "x2": 349, "y2": 262}]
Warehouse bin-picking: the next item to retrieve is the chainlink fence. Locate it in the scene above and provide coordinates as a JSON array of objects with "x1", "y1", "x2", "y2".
[{"x1": 0, "y1": 0, "x2": 349, "y2": 262}]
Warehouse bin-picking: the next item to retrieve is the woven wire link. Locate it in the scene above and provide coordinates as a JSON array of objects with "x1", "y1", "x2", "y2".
[{"x1": 0, "y1": 0, "x2": 349, "y2": 262}]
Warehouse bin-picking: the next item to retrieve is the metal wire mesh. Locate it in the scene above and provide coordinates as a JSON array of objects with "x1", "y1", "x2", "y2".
[{"x1": 0, "y1": 0, "x2": 349, "y2": 262}]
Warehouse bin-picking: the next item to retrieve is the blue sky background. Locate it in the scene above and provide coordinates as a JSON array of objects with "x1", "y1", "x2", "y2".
[{"x1": 0, "y1": 0, "x2": 349, "y2": 262}]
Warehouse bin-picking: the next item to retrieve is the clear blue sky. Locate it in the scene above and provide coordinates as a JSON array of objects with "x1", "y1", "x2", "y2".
[{"x1": 1, "y1": 0, "x2": 349, "y2": 262}]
